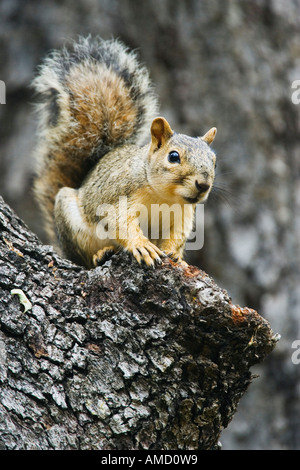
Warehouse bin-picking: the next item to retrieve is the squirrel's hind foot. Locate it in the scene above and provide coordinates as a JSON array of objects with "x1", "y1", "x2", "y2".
[{"x1": 93, "y1": 246, "x2": 116, "y2": 267}]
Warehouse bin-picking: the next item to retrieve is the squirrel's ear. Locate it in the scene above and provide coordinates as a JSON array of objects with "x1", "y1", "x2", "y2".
[
  {"x1": 151, "y1": 117, "x2": 173, "y2": 149},
  {"x1": 201, "y1": 127, "x2": 217, "y2": 145}
]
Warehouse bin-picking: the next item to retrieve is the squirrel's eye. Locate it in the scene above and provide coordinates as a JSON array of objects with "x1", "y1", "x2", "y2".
[{"x1": 168, "y1": 151, "x2": 181, "y2": 164}]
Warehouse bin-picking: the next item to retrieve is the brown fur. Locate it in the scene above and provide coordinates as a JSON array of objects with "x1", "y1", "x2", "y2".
[
  {"x1": 66, "y1": 64, "x2": 139, "y2": 154},
  {"x1": 32, "y1": 37, "x2": 217, "y2": 268}
]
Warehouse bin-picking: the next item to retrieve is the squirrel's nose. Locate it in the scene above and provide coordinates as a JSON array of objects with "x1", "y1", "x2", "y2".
[{"x1": 195, "y1": 181, "x2": 210, "y2": 194}]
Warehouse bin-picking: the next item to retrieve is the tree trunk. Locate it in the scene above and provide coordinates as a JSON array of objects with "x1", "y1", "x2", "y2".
[{"x1": 0, "y1": 196, "x2": 278, "y2": 450}]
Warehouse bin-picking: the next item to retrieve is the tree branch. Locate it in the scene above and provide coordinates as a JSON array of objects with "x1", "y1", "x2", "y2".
[{"x1": 0, "y1": 196, "x2": 278, "y2": 450}]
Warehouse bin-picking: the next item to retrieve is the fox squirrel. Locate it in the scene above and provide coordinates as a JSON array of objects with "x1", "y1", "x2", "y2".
[{"x1": 32, "y1": 36, "x2": 217, "y2": 268}]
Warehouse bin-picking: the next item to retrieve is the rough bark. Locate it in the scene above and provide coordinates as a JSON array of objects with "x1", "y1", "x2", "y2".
[{"x1": 0, "y1": 196, "x2": 277, "y2": 450}]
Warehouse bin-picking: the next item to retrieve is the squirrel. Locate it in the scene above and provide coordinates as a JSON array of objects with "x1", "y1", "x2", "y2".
[{"x1": 32, "y1": 36, "x2": 217, "y2": 269}]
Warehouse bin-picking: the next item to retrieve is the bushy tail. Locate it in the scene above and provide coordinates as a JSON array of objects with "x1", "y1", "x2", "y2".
[{"x1": 32, "y1": 36, "x2": 158, "y2": 243}]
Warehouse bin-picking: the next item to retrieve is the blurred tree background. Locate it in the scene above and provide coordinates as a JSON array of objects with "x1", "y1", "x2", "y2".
[{"x1": 0, "y1": 0, "x2": 299, "y2": 450}]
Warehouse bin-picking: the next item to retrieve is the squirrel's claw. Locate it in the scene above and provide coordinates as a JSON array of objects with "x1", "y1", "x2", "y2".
[{"x1": 130, "y1": 240, "x2": 164, "y2": 268}]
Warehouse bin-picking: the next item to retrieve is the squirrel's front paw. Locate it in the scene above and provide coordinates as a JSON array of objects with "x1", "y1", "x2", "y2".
[{"x1": 128, "y1": 240, "x2": 165, "y2": 267}]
